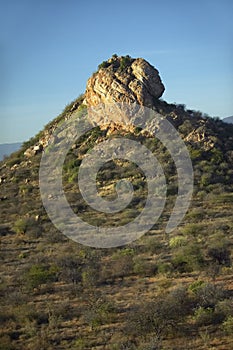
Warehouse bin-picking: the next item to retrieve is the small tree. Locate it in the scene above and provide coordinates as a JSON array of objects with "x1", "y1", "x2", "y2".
[
  {"x1": 58, "y1": 255, "x2": 82, "y2": 285},
  {"x1": 128, "y1": 287, "x2": 191, "y2": 341}
]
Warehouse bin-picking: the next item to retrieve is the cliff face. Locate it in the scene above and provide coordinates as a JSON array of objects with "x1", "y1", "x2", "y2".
[{"x1": 84, "y1": 56, "x2": 165, "y2": 107}]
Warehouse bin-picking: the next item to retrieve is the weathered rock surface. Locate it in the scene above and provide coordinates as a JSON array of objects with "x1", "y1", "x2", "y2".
[{"x1": 84, "y1": 56, "x2": 165, "y2": 108}]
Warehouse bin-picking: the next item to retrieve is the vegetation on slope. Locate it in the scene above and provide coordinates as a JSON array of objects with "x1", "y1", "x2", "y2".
[{"x1": 0, "y1": 99, "x2": 233, "y2": 349}]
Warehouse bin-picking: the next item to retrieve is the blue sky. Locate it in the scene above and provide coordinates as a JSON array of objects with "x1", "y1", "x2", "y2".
[{"x1": 1, "y1": 0, "x2": 233, "y2": 143}]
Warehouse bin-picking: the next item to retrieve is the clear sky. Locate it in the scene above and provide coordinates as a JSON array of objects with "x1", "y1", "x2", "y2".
[{"x1": 1, "y1": 0, "x2": 233, "y2": 143}]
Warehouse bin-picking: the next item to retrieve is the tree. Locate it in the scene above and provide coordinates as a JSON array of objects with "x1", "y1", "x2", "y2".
[
  {"x1": 58, "y1": 256, "x2": 82, "y2": 285},
  {"x1": 128, "y1": 287, "x2": 191, "y2": 341}
]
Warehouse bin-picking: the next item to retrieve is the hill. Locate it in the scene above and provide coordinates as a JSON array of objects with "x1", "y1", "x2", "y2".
[
  {"x1": 0, "y1": 55, "x2": 233, "y2": 350},
  {"x1": 223, "y1": 116, "x2": 233, "y2": 124},
  {"x1": 0, "y1": 142, "x2": 22, "y2": 161}
]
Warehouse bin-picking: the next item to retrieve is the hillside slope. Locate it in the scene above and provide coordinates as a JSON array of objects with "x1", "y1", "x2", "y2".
[
  {"x1": 223, "y1": 116, "x2": 233, "y2": 124},
  {"x1": 0, "y1": 56, "x2": 233, "y2": 350}
]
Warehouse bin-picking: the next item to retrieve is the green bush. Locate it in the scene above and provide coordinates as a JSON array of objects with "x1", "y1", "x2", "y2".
[
  {"x1": 119, "y1": 55, "x2": 131, "y2": 71},
  {"x1": 98, "y1": 60, "x2": 110, "y2": 69},
  {"x1": 172, "y1": 242, "x2": 204, "y2": 272},
  {"x1": 12, "y1": 218, "x2": 28, "y2": 234},
  {"x1": 188, "y1": 280, "x2": 205, "y2": 294},
  {"x1": 12, "y1": 217, "x2": 41, "y2": 239},
  {"x1": 24, "y1": 264, "x2": 59, "y2": 291},
  {"x1": 222, "y1": 315, "x2": 233, "y2": 334},
  {"x1": 180, "y1": 223, "x2": 205, "y2": 237},
  {"x1": 169, "y1": 235, "x2": 187, "y2": 248},
  {"x1": 157, "y1": 262, "x2": 173, "y2": 275}
]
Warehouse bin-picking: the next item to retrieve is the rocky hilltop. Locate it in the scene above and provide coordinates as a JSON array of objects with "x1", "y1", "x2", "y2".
[
  {"x1": 85, "y1": 55, "x2": 165, "y2": 107},
  {"x1": 8, "y1": 55, "x2": 232, "y2": 160},
  {"x1": 1, "y1": 55, "x2": 233, "y2": 350}
]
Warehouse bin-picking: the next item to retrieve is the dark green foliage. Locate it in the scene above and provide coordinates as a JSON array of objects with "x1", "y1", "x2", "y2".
[
  {"x1": 98, "y1": 60, "x2": 110, "y2": 69},
  {"x1": 119, "y1": 55, "x2": 131, "y2": 71},
  {"x1": 193, "y1": 306, "x2": 224, "y2": 326}
]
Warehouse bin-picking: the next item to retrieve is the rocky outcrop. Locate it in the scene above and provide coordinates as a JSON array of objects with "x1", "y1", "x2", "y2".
[
  {"x1": 84, "y1": 56, "x2": 165, "y2": 108},
  {"x1": 185, "y1": 127, "x2": 216, "y2": 150},
  {"x1": 24, "y1": 144, "x2": 44, "y2": 158}
]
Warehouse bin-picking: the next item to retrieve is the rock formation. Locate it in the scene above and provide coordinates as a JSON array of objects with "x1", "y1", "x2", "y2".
[{"x1": 84, "y1": 55, "x2": 165, "y2": 108}]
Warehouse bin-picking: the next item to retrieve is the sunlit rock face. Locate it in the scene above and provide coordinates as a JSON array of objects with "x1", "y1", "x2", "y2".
[{"x1": 84, "y1": 56, "x2": 165, "y2": 108}]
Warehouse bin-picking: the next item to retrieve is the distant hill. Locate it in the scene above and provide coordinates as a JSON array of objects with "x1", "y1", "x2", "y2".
[
  {"x1": 223, "y1": 116, "x2": 233, "y2": 124},
  {"x1": 0, "y1": 142, "x2": 22, "y2": 160}
]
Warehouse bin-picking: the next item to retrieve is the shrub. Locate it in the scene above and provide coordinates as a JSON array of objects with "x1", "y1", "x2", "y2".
[
  {"x1": 222, "y1": 316, "x2": 233, "y2": 334},
  {"x1": 193, "y1": 307, "x2": 221, "y2": 326},
  {"x1": 215, "y1": 299, "x2": 233, "y2": 319},
  {"x1": 58, "y1": 255, "x2": 82, "y2": 284},
  {"x1": 178, "y1": 120, "x2": 193, "y2": 135},
  {"x1": 172, "y1": 242, "x2": 204, "y2": 272},
  {"x1": 128, "y1": 287, "x2": 191, "y2": 340},
  {"x1": 119, "y1": 55, "x2": 131, "y2": 71},
  {"x1": 169, "y1": 235, "x2": 187, "y2": 248},
  {"x1": 12, "y1": 218, "x2": 28, "y2": 234},
  {"x1": 84, "y1": 298, "x2": 116, "y2": 329},
  {"x1": 194, "y1": 282, "x2": 225, "y2": 308},
  {"x1": 111, "y1": 254, "x2": 134, "y2": 279},
  {"x1": 185, "y1": 208, "x2": 205, "y2": 221},
  {"x1": 82, "y1": 266, "x2": 100, "y2": 288},
  {"x1": 98, "y1": 60, "x2": 110, "y2": 69},
  {"x1": 157, "y1": 262, "x2": 173, "y2": 275},
  {"x1": 188, "y1": 280, "x2": 205, "y2": 294},
  {"x1": 133, "y1": 257, "x2": 157, "y2": 277},
  {"x1": 207, "y1": 243, "x2": 231, "y2": 266},
  {"x1": 24, "y1": 264, "x2": 59, "y2": 291},
  {"x1": 12, "y1": 217, "x2": 41, "y2": 237},
  {"x1": 180, "y1": 223, "x2": 205, "y2": 237}
]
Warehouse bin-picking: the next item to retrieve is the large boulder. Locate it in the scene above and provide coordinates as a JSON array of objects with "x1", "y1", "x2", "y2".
[{"x1": 84, "y1": 56, "x2": 165, "y2": 108}]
